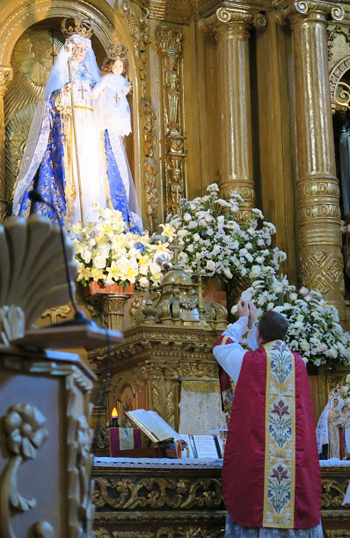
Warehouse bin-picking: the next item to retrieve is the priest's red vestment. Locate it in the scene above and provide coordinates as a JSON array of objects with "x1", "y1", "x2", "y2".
[{"x1": 221, "y1": 340, "x2": 322, "y2": 529}]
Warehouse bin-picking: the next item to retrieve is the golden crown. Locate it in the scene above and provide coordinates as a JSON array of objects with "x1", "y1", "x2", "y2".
[
  {"x1": 107, "y1": 44, "x2": 128, "y2": 60},
  {"x1": 61, "y1": 16, "x2": 94, "y2": 39}
]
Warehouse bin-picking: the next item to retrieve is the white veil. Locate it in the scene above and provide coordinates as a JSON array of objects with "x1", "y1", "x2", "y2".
[
  {"x1": 316, "y1": 396, "x2": 343, "y2": 456},
  {"x1": 45, "y1": 35, "x2": 100, "y2": 98},
  {"x1": 13, "y1": 35, "x2": 100, "y2": 215}
]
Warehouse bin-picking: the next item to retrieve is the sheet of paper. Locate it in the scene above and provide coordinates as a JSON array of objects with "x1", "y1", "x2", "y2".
[{"x1": 192, "y1": 435, "x2": 220, "y2": 459}]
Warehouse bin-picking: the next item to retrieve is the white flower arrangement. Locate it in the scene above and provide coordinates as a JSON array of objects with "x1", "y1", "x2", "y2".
[
  {"x1": 158, "y1": 183, "x2": 286, "y2": 283},
  {"x1": 339, "y1": 379, "x2": 350, "y2": 401},
  {"x1": 236, "y1": 268, "x2": 350, "y2": 367},
  {"x1": 67, "y1": 205, "x2": 167, "y2": 290}
]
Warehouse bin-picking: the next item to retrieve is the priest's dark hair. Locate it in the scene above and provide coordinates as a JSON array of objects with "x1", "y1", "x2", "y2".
[{"x1": 258, "y1": 310, "x2": 288, "y2": 342}]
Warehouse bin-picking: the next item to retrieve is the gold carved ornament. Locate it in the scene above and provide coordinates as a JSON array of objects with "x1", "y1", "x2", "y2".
[
  {"x1": 92, "y1": 476, "x2": 223, "y2": 510},
  {"x1": 119, "y1": 0, "x2": 151, "y2": 100},
  {"x1": 0, "y1": 403, "x2": 53, "y2": 538},
  {"x1": 327, "y1": 26, "x2": 350, "y2": 62},
  {"x1": 118, "y1": 0, "x2": 159, "y2": 226},
  {"x1": 140, "y1": 99, "x2": 159, "y2": 227},
  {"x1": 155, "y1": 26, "x2": 185, "y2": 216},
  {"x1": 322, "y1": 478, "x2": 350, "y2": 508},
  {"x1": 94, "y1": 527, "x2": 224, "y2": 538}
]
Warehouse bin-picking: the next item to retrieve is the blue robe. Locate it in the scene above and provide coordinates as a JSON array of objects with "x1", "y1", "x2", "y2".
[{"x1": 17, "y1": 90, "x2": 141, "y2": 234}]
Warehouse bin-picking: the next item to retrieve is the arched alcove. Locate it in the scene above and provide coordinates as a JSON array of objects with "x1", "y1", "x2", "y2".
[{"x1": 0, "y1": 0, "x2": 143, "y2": 214}]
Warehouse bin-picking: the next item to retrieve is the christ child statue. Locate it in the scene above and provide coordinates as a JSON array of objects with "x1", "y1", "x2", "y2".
[{"x1": 92, "y1": 47, "x2": 132, "y2": 137}]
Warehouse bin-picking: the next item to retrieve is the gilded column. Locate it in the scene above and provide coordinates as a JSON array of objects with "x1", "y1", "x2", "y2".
[
  {"x1": 0, "y1": 66, "x2": 12, "y2": 221},
  {"x1": 277, "y1": 1, "x2": 345, "y2": 310},
  {"x1": 156, "y1": 26, "x2": 185, "y2": 216},
  {"x1": 199, "y1": 8, "x2": 266, "y2": 218}
]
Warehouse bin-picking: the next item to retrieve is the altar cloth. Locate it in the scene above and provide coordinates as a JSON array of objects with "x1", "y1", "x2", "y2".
[{"x1": 94, "y1": 456, "x2": 223, "y2": 469}]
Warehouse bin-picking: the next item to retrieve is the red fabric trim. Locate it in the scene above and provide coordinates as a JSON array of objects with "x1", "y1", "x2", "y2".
[
  {"x1": 222, "y1": 345, "x2": 322, "y2": 529},
  {"x1": 214, "y1": 335, "x2": 235, "y2": 411},
  {"x1": 339, "y1": 429, "x2": 346, "y2": 460},
  {"x1": 214, "y1": 335, "x2": 234, "y2": 347}
]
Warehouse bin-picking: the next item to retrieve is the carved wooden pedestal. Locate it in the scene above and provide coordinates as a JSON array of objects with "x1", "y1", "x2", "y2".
[{"x1": 0, "y1": 347, "x2": 96, "y2": 538}]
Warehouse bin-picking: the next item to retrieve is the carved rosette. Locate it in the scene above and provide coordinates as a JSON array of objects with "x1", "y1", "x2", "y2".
[
  {"x1": 0, "y1": 66, "x2": 13, "y2": 221},
  {"x1": 199, "y1": 9, "x2": 265, "y2": 221},
  {"x1": 156, "y1": 26, "x2": 186, "y2": 216}
]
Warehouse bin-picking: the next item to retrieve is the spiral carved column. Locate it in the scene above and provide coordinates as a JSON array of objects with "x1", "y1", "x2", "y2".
[
  {"x1": 0, "y1": 66, "x2": 12, "y2": 221},
  {"x1": 278, "y1": 1, "x2": 345, "y2": 311},
  {"x1": 199, "y1": 7, "x2": 266, "y2": 220}
]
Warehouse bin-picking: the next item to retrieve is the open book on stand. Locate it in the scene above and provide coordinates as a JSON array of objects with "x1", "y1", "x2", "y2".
[
  {"x1": 125, "y1": 409, "x2": 185, "y2": 444},
  {"x1": 125, "y1": 409, "x2": 222, "y2": 458}
]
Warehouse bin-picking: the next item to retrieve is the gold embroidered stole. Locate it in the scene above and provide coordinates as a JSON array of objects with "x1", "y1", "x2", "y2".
[{"x1": 263, "y1": 340, "x2": 296, "y2": 528}]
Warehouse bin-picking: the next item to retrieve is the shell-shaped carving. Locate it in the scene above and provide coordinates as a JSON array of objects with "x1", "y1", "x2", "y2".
[{"x1": 0, "y1": 216, "x2": 77, "y2": 329}]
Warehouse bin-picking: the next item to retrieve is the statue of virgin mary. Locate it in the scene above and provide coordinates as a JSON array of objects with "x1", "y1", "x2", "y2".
[{"x1": 12, "y1": 16, "x2": 142, "y2": 232}]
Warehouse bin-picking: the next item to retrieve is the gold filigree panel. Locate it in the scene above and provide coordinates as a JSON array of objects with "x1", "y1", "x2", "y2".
[
  {"x1": 93, "y1": 476, "x2": 223, "y2": 510},
  {"x1": 323, "y1": 478, "x2": 350, "y2": 508}
]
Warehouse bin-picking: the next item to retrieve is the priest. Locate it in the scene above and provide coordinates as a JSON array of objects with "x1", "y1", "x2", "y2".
[{"x1": 213, "y1": 300, "x2": 323, "y2": 537}]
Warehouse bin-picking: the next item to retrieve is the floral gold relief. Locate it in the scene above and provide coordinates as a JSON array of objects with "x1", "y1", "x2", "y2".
[
  {"x1": 0, "y1": 403, "x2": 53, "y2": 538},
  {"x1": 156, "y1": 26, "x2": 185, "y2": 216},
  {"x1": 93, "y1": 476, "x2": 223, "y2": 510},
  {"x1": 322, "y1": 478, "x2": 350, "y2": 508}
]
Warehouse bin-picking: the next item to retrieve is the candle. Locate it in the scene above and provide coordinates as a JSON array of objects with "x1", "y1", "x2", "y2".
[{"x1": 111, "y1": 407, "x2": 119, "y2": 427}]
